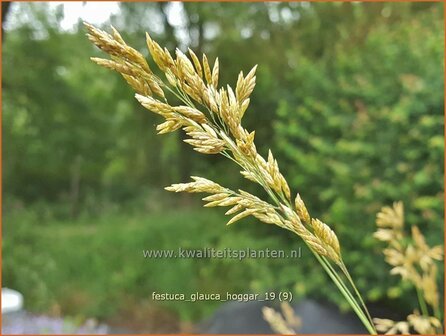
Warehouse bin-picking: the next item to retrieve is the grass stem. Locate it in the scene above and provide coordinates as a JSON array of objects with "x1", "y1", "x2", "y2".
[{"x1": 313, "y1": 253, "x2": 377, "y2": 335}]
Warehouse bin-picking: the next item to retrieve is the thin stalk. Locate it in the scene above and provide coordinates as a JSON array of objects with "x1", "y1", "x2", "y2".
[
  {"x1": 339, "y1": 262, "x2": 375, "y2": 329},
  {"x1": 415, "y1": 287, "x2": 441, "y2": 335},
  {"x1": 321, "y1": 256, "x2": 376, "y2": 332},
  {"x1": 322, "y1": 258, "x2": 365, "y2": 315},
  {"x1": 177, "y1": 86, "x2": 196, "y2": 109},
  {"x1": 416, "y1": 286, "x2": 429, "y2": 317},
  {"x1": 164, "y1": 85, "x2": 189, "y2": 106},
  {"x1": 433, "y1": 305, "x2": 441, "y2": 321},
  {"x1": 314, "y1": 253, "x2": 377, "y2": 334},
  {"x1": 201, "y1": 101, "x2": 228, "y2": 133}
]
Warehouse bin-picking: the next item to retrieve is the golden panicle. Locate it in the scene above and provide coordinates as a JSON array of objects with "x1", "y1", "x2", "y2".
[
  {"x1": 374, "y1": 202, "x2": 443, "y2": 334},
  {"x1": 251, "y1": 211, "x2": 282, "y2": 226},
  {"x1": 375, "y1": 202, "x2": 443, "y2": 292},
  {"x1": 86, "y1": 22, "x2": 346, "y2": 276},
  {"x1": 203, "y1": 195, "x2": 241, "y2": 208},
  {"x1": 88, "y1": 25, "x2": 400, "y2": 332},
  {"x1": 148, "y1": 80, "x2": 165, "y2": 100}
]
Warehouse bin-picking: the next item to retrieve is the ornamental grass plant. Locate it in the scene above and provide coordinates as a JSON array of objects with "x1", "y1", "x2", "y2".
[{"x1": 85, "y1": 23, "x2": 443, "y2": 334}]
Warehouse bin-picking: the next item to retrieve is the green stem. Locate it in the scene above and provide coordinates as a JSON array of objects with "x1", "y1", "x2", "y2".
[
  {"x1": 324, "y1": 259, "x2": 368, "y2": 317},
  {"x1": 314, "y1": 253, "x2": 377, "y2": 334},
  {"x1": 322, "y1": 257, "x2": 364, "y2": 313},
  {"x1": 416, "y1": 286, "x2": 429, "y2": 317},
  {"x1": 177, "y1": 86, "x2": 196, "y2": 109},
  {"x1": 339, "y1": 262, "x2": 375, "y2": 329},
  {"x1": 433, "y1": 305, "x2": 441, "y2": 321}
]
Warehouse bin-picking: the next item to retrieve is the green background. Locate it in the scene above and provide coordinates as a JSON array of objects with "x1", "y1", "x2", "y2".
[{"x1": 2, "y1": 1, "x2": 444, "y2": 332}]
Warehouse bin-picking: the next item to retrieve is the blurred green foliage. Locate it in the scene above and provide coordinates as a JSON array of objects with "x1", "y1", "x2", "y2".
[
  {"x1": 273, "y1": 2, "x2": 444, "y2": 313},
  {"x1": 2, "y1": 1, "x2": 443, "y2": 325},
  {"x1": 3, "y1": 202, "x2": 305, "y2": 322}
]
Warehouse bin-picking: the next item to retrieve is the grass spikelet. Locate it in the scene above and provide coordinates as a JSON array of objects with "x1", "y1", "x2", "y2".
[
  {"x1": 294, "y1": 193, "x2": 310, "y2": 225},
  {"x1": 202, "y1": 54, "x2": 212, "y2": 86}
]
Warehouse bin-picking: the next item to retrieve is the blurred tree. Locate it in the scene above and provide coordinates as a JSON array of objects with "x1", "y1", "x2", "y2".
[{"x1": 1, "y1": 1, "x2": 12, "y2": 39}]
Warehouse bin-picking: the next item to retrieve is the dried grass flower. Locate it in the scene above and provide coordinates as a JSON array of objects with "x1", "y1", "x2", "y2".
[{"x1": 373, "y1": 202, "x2": 443, "y2": 334}]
